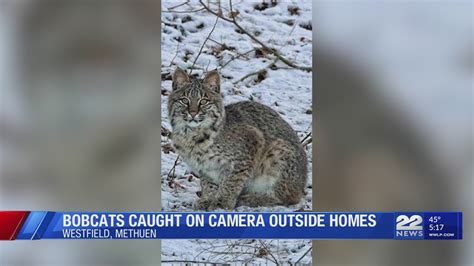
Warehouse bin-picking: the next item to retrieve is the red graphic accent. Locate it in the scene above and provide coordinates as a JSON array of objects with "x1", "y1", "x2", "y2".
[{"x1": 0, "y1": 211, "x2": 30, "y2": 240}]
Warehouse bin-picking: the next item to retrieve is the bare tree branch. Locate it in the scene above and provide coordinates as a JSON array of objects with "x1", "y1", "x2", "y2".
[
  {"x1": 162, "y1": 7, "x2": 205, "y2": 13},
  {"x1": 190, "y1": 15, "x2": 220, "y2": 74},
  {"x1": 233, "y1": 69, "x2": 265, "y2": 84},
  {"x1": 294, "y1": 246, "x2": 312, "y2": 264},
  {"x1": 199, "y1": 0, "x2": 311, "y2": 72},
  {"x1": 167, "y1": 155, "x2": 180, "y2": 180},
  {"x1": 258, "y1": 240, "x2": 280, "y2": 265},
  {"x1": 168, "y1": 42, "x2": 180, "y2": 67},
  {"x1": 302, "y1": 137, "x2": 312, "y2": 147},
  {"x1": 233, "y1": 58, "x2": 277, "y2": 84},
  {"x1": 300, "y1": 131, "x2": 311, "y2": 143},
  {"x1": 165, "y1": 1, "x2": 189, "y2": 11},
  {"x1": 301, "y1": 132, "x2": 312, "y2": 147},
  {"x1": 161, "y1": 259, "x2": 231, "y2": 264},
  {"x1": 219, "y1": 48, "x2": 254, "y2": 69}
]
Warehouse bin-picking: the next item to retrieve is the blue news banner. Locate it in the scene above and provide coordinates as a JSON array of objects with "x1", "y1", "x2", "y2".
[{"x1": 14, "y1": 212, "x2": 462, "y2": 240}]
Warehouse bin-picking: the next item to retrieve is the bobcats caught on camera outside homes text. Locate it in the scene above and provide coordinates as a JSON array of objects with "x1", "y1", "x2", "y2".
[{"x1": 168, "y1": 68, "x2": 307, "y2": 211}]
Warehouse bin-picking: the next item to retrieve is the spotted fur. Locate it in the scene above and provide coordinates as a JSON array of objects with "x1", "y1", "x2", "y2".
[{"x1": 168, "y1": 68, "x2": 307, "y2": 210}]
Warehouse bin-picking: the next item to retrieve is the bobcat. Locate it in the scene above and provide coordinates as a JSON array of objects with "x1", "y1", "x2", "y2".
[{"x1": 168, "y1": 68, "x2": 307, "y2": 210}]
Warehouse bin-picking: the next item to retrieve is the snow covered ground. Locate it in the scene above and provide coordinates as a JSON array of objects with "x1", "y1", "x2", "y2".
[{"x1": 161, "y1": 0, "x2": 313, "y2": 264}]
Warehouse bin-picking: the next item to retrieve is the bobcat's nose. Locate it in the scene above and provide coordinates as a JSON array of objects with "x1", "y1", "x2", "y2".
[{"x1": 190, "y1": 111, "x2": 198, "y2": 118}]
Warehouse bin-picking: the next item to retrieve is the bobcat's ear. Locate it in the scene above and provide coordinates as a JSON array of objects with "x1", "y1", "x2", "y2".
[
  {"x1": 202, "y1": 70, "x2": 220, "y2": 93},
  {"x1": 172, "y1": 68, "x2": 190, "y2": 90}
]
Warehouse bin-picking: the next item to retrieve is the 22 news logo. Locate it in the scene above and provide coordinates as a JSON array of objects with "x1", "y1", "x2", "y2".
[{"x1": 395, "y1": 214, "x2": 424, "y2": 240}]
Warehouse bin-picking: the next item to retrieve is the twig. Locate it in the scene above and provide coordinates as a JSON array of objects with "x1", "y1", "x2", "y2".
[
  {"x1": 233, "y1": 58, "x2": 277, "y2": 84},
  {"x1": 168, "y1": 42, "x2": 180, "y2": 67},
  {"x1": 161, "y1": 259, "x2": 229, "y2": 264},
  {"x1": 219, "y1": 48, "x2": 254, "y2": 70},
  {"x1": 192, "y1": 239, "x2": 282, "y2": 264},
  {"x1": 233, "y1": 70, "x2": 265, "y2": 84},
  {"x1": 190, "y1": 15, "x2": 219, "y2": 74},
  {"x1": 162, "y1": 7, "x2": 205, "y2": 13},
  {"x1": 166, "y1": 1, "x2": 189, "y2": 10},
  {"x1": 300, "y1": 132, "x2": 311, "y2": 144},
  {"x1": 294, "y1": 246, "x2": 312, "y2": 264},
  {"x1": 207, "y1": 37, "x2": 232, "y2": 49},
  {"x1": 167, "y1": 155, "x2": 180, "y2": 179},
  {"x1": 301, "y1": 131, "x2": 312, "y2": 147},
  {"x1": 199, "y1": 0, "x2": 311, "y2": 72},
  {"x1": 199, "y1": 0, "x2": 234, "y2": 23},
  {"x1": 258, "y1": 240, "x2": 279, "y2": 265},
  {"x1": 207, "y1": 37, "x2": 252, "y2": 61},
  {"x1": 302, "y1": 136, "x2": 312, "y2": 147}
]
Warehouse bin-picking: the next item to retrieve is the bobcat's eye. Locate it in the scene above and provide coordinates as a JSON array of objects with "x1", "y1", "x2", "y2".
[
  {"x1": 180, "y1": 98, "x2": 189, "y2": 105},
  {"x1": 200, "y1": 99, "x2": 209, "y2": 105}
]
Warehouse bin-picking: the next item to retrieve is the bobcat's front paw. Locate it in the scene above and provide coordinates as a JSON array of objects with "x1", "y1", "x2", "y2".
[
  {"x1": 193, "y1": 197, "x2": 212, "y2": 210},
  {"x1": 206, "y1": 198, "x2": 235, "y2": 211}
]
